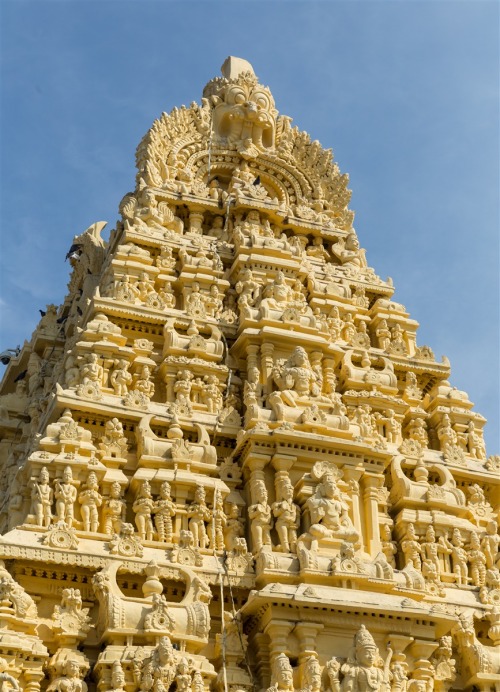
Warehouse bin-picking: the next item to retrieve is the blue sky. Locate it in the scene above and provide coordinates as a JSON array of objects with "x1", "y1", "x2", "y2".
[{"x1": 0, "y1": 1, "x2": 498, "y2": 451}]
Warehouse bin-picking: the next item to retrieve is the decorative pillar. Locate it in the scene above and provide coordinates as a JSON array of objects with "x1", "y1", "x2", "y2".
[
  {"x1": 362, "y1": 473, "x2": 384, "y2": 556},
  {"x1": 264, "y1": 620, "x2": 295, "y2": 663},
  {"x1": 294, "y1": 621, "x2": 324, "y2": 668},
  {"x1": 342, "y1": 466, "x2": 363, "y2": 549},
  {"x1": 260, "y1": 343, "x2": 275, "y2": 397},
  {"x1": 188, "y1": 209, "x2": 204, "y2": 234}
]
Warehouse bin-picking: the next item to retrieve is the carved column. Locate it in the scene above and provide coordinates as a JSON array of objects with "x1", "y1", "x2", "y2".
[
  {"x1": 188, "y1": 209, "x2": 204, "y2": 235},
  {"x1": 260, "y1": 343, "x2": 275, "y2": 397},
  {"x1": 322, "y1": 357, "x2": 336, "y2": 396},
  {"x1": 294, "y1": 621, "x2": 324, "y2": 667},
  {"x1": 409, "y1": 639, "x2": 439, "y2": 685},
  {"x1": 164, "y1": 372, "x2": 176, "y2": 403},
  {"x1": 343, "y1": 466, "x2": 363, "y2": 549},
  {"x1": 362, "y1": 473, "x2": 384, "y2": 556},
  {"x1": 264, "y1": 620, "x2": 294, "y2": 663}
]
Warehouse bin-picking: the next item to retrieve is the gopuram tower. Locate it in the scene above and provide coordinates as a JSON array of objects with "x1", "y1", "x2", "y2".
[{"x1": 0, "y1": 56, "x2": 499, "y2": 692}]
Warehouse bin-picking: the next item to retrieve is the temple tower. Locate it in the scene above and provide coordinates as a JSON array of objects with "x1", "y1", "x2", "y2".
[{"x1": 0, "y1": 57, "x2": 498, "y2": 692}]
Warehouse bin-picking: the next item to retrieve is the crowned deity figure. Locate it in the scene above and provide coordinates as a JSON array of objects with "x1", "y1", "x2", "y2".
[
  {"x1": 304, "y1": 465, "x2": 359, "y2": 551},
  {"x1": 270, "y1": 347, "x2": 323, "y2": 419},
  {"x1": 340, "y1": 625, "x2": 391, "y2": 692},
  {"x1": 30, "y1": 466, "x2": 53, "y2": 528},
  {"x1": 267, "y1": 654, "x2": 295, "y2": 692}
]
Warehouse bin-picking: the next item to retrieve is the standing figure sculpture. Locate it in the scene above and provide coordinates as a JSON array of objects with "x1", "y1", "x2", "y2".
[
  {"x1": 54, "y1": 467, "x2": 77, "y2": 528},
  {"x1": 133, "y1": 480, "x2": 155, "y2": 542},
  {"x1": 340, "y1": 625, "x2": 391, "y2": 692},
  {"x1": 153, "y1": 481, "x2": 176, "y2": 543},
  {"x1": 30, "y1": 466, "x2": 53, "y2": 528},
  {"x1": 248, "y1": 480, "x2": 272, "y2": 552},
  {"x1": 78, "y1": 471, "x2": 102, "y2": 533},
  {"x1": 187, "y1": 486, "x2": 211, "y2": 549},
  {"x1": 272, "y1": 476, "x2": 300, "y2": 553}
]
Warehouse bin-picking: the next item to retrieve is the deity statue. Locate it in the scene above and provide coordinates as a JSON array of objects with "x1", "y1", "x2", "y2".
[
  {"x1": 331, "y1": 232, "x2": 367, "y2": 269},
  {"x1": 136, "y1": 636, "x2": 177, "y2": 692},
  {"x1": 407, "y1": 418, "x2": 428, "y2": 447},
  {"x1": 450, "y1": 528, "x2": 468, "y2": 586},
  {"x1": 271, "y1": 347, "x2": 322, "y2": 410},
  {"x1": 110, "y1": 359, "x2": 132, "y2": 396},
  {"x1": 187, "y1": 486, "x2": 211, "y2": 549},
  {"x1": 468, "y1": 530, "x2": 487, "y2": 587},
  {"x1": 153, "y1": 481, "x2": 176, "y2": 543},
  {"x1": 224, "y1": 503, "x2": 245, "y2": 552},
  {"x1": 80, "y1": 353, "x2": 103, "y2": 386},
  {"x1": 135, "y1": 365, "x2": 155, "y2": 399},
  {"x1": 267, "y1": 653, "x2": 294, "y2": 692},
  {"x1": 272, "y1": 476, "x2": 300, "y2": 553},
  {"x1": 174, "y1": 370, "x2": 194, "y2": 409},
  {"x1": 30, "y1": 466, "x2": 53, "y2": 528},
  {"x1": 202, "y1": 374, "x2": 223, "y2": 414},
  {"x1": 401, "y1": 523, "x2": 422, "y2": 571},
  {"x1": 102, "y1": 482, "x2": 126, "y2": 536},
  {"x1": 306, "y1": 235, "x2": 330, "y2": 261},
  {"x1": 235, "y1": 267, "x2": 261, "y2": 310},
  {"x1": 340, "y1": 625, "x2": 391, "y2": 692},
  {"x1": 0, "y1": 658, "x2": 19, "y2": 692},
  {"x1": 175, "y1": 658, "x2": 192, "y2": 692},
  {"x1": 302, "y1": 656, "x2": 322, "y2": 692},
  {"x1": 421, "y1": 525, "x2": 441, "y2": 581},
  {"x1": 78, "y1": 471, "x2": 102, "y2": 533},
  {"x1": 248, "y1": 480, "x2": 272, "y2": 552},
  {"x1": 305, "y1": 465, "x2": 358, "y2": 551},
  {"x1": 481, "y1": 520, "x2": 500, "y2": 569},
  {"x1": 48, "y1": 658, "x2": 88, "y2": 692},
  {"x1": 110, "y1": 661, "x2": 126, "y2": 692},
  {"x1": 380, "y1": 525, "x2": 397, "y2": 569},
  {"x1": 465, "y1": 420, "x2": 486, "y2": 460},
  {"x1": 133, "y1": 480, "x2": 155, "y2": 542},
  {"x1": 54, "y1": 467, "x2": 77, "y2": 528},
  {"x1": 207, "y1": 489, "x2": 226, "y2": 551},
  {"x1": 381, "y1": 409, "x2": 400, "y2": 444}
]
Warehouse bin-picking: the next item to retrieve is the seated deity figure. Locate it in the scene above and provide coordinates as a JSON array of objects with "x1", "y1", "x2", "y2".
[
  {"x1": 340, "y1": 625, "x2": 391, "y2": 692},
  {"x1": 304, "y1": 464, "x2": 359, "y2": 552},
  {"x1": 269, "y1": 347, "x2": 326, "y2": 421},
  {"x1": 267, "y1": 654, "x2": 295, "y2": 692},
  {"x1": 306, "y1": 235, "x2": 330, "y2": 260},
  {"x1": 271, "y1": 347, "x2": 322, "y2": 406},
  {"x1": 80, "y1": 353, "x2": 103, "y2": 386},
  {"x1": 260, "y1": 271, "x2": 293, "y2": 317},
  {"x1": 331, "y1": 232, "x2": 367, "y2": 270}
]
